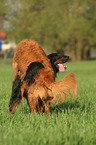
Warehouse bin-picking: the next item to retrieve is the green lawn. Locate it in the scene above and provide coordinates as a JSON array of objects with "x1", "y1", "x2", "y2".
[{"x1": 0, "y1": 59, "x2": 96, "y2": 145}]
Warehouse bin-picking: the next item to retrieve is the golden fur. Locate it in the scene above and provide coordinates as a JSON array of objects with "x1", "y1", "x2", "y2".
[{"x1": 9, "y1": 39, "x2": 77, "y2": 115}]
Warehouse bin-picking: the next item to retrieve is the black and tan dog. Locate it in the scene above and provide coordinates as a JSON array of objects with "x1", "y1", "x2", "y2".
[
  {"x1": 9, "y1": 39, "x2": 77, "y2": 115},
  {"x1": 47, "y1": 53, "x2": 69, "y2": 78}
]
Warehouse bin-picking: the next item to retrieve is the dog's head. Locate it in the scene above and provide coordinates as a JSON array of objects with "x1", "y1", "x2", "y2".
[{"x1": 47, "y1": 53, "x2": 69, "y2": 77}]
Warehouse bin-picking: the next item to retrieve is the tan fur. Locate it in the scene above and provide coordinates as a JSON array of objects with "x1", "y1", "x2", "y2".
[
  {"x1": 11, "y1": 39, "x2": 77, "y2": 115},
  {"x1": 48, "y1": 72, "x2": 77, "y2": 105},
  {"x1": 12, "y1": 39, "x2": 54, "y2": 81}
]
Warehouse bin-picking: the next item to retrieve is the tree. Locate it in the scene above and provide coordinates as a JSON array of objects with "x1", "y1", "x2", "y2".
[
  {"x1": 4, "y1": 0, "x2": 96, "y2": 61},
  {"x1": 0, "y1": 0, "x2": 8, "y2": 30}
]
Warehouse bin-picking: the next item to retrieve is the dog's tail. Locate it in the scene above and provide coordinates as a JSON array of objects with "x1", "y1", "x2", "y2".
[{"x1": 48, "y1": 72, "x2": 77, "y2": 105}]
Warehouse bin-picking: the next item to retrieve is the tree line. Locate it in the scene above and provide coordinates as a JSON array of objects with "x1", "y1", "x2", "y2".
[{"x1": 1, "y1": 0, "x2": 96, "y2": 61}]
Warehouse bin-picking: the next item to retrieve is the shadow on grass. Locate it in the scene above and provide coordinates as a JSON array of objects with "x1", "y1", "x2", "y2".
[
  {"x1": 50, "y1": 100, "x2": 85, "y2": 115},
  {"x1": 22, "y1": 100, "x2": 86, "y2": 115}
]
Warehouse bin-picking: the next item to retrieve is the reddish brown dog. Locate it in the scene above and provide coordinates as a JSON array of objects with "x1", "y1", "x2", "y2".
[{"x1": 9, "y1": 39, "x2": 77, "y2": 115}]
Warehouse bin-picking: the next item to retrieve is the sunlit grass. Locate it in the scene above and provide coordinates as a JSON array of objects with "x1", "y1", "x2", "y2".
[{"x1": 0, "y1": 60, "x2": 96, "y2": 145}]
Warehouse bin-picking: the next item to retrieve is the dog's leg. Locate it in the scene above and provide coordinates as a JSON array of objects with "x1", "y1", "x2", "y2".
[
  {"x1": 36, "y1": 98, "x2": 43, "y2": 113},
  {"x1": 9, "y1": 98, "x2": 21, "y2": 113},
  {"x1": 36, "y1": 100, "x2": 49, "y2": 115},
  {"x1": 43, "y1": 96, "x2": 53, "y2": 115},
  {"x1": 44, "y1": 101, "x2": 50, "y2": 116},
  {"x1": 9, "y1": 75, "x2": 22, "y2": 113},
  {"x1": 27, "y1": 96, "x2": 37, "y2": 114},
  {"x1": 37, "y1": 96, "x2": 53, "y2": 115}
]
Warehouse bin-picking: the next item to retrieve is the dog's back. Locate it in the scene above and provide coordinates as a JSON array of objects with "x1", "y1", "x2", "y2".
[{"x1": 13, "y1": 39, "x2": 54, "y2": 81}]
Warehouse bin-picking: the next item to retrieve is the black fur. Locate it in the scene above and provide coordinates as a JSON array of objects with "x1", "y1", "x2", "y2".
[
  {"x1": 24, "y1": 62, "x2": 44, "y2": 86},
  {"x1": 9, "y1": 55, "x2": 68, "y2": 112},
  {"x1": 47, "y1": 53, "x2": 69, "y2": 78},
  {"x1": 9, "y1": 62, "x2": 44, "y2": 112},
  {"x1": 9, "y1": 75, "x2": 21, "y2": 109}
]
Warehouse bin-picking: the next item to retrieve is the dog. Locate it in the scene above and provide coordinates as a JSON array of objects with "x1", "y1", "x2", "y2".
[
  {"x1": 9, "y1": 39, "x2": 77, "y2": 115},
  {"x1": 9, "y1": 52, "x2": 70, "y2": 114},
  {"x1": 47, "y1": 53, "x2": 69, "y2": 78}
]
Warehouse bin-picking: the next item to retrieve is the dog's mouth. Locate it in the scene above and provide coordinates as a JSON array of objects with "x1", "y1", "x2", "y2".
[
  {"x1": 57, "y1": 64, "x2": 67, "y2": 72},
  {"x1": 54, "y1": 55, "x2": 69, "y2": 72}
]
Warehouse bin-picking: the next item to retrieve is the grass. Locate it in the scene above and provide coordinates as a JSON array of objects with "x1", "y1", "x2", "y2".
[{"x1": 0, "y1": 59, "x2": 96, "y2": 145}]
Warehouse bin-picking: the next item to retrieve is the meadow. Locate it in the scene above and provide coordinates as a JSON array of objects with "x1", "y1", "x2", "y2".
[{"x1": 0, "y1": 59, "x2": 96, "y2": 145}]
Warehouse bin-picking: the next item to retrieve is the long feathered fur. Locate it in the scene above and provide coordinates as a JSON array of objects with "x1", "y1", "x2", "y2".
[
  {"x1": 48, "y1": 72, "x2": 77, "y2": 104},
  {"x1": 9, "y1": 39, "x2": 77, "y2": 115}
]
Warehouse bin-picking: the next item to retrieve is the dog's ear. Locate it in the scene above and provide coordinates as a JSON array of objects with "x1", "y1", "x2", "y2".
[
  {"x1": 54, "y1": 55, "x2": 69, "y2": 64},
  {"x1": 47, "y1": 53, "x2": 57, "y2": 62},
  {"x1": 47, "y1": 53, "x2": 69, "y2": 64},
  {"x1": 24, "y1": 62, "x2": 44, "y2": 86}
]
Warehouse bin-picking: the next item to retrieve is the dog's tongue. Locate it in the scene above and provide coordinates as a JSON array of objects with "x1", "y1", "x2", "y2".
[{"x1": 58, "y1": 64, "x2": 65, "y2": 72}]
